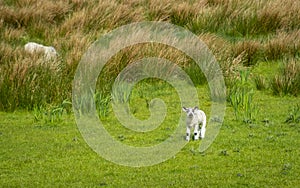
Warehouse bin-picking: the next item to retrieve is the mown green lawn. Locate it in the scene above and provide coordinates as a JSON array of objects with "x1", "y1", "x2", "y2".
[{"x1": 0, "y1": 87, "x2": 299, "y2": 187}]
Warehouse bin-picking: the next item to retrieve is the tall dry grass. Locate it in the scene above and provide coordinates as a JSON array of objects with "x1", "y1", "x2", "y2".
[
  {"x1": 0, "y1": 55, "x2": 65, "y2": 111},
  {"x1": 1, "y1": 0, "x2": 300, "y2": 110},
  {"x1": 264, "y1": 30, "x2": 300, "y2": 61},
  {"x1": 96, "y1": 42, "x2": 194, "y2": 95},
  {"x1": 0, "y1": 0, "x2": 71, "y2": 28}
]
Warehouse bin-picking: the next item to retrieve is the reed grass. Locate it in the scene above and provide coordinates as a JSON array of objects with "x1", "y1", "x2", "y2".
[{"x1": 228, "y1": 70, "x2": 258, "y2": 122}]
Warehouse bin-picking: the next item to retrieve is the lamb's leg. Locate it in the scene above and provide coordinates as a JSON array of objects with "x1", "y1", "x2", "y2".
[
  {"x1": 186, "y1": 127, "x2": 191, "y2": 141},
  {"x1": 200, "y1": 119, "x2": 206, "y2": 139},
  {"x1": 194, "y1": 124, "x2": 200, "y2": 140}
]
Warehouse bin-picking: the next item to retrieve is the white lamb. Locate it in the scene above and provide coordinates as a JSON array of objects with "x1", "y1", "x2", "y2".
[
  {"x1": 182, "y1": 106, "x2": 207, "y2": 141},
  {"x1": 24, "y1": 42, "x2": 58, "y2": 60}
]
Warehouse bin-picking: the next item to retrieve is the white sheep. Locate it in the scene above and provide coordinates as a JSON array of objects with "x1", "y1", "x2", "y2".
[
  {"x1": 24, "y1": 42, "x2": 58, "y2": 60},
  {"x1": 182, "y1": 106, "x2": 207, "y2": 141}
]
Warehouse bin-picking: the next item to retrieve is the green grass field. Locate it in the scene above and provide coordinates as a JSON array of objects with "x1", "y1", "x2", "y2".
[
  {"x1": 1, "y1": 89, "x2": 300, "y2": 187},
  {"x1": 1, "y1": 0, "x2": 300, "y2": 187}
]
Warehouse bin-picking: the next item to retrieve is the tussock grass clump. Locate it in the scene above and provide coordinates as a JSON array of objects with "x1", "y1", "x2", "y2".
[
  {"x1": 264, "y1": 30, "x2": 300, "y2": 61},
  {"x1": 0, "y1": 56, "x2": 67, "y2": 111},
  {"x1": 198, "y1": 33, "x2": 231, "y2": 60},
  {"x1": 285, "y1": 103, "x2": 300, "y2": 124},
  {"x1": 96, "y1": 42, "x2": 193, "y2": 94},
  {"x1": 0, "y1": 42, "x2": 20, "y2": 64},
  {"x1": 190, "y1": 0, "x2": 300, "y2": 36},
  {"x1": 33, "y1": 99, "x2": 72, "y2": 124},
  {"x1": 0, "y1": 0, "x2": 71, "y2": 28},
  {"x1": 233, "y1": 40, "x2": 261, "y2": 66},
  {"x1": 254, "y1": 75, "x2": 267, "y2": 91},
  {"x1": 169, "y1": 1, "x2": 206, "y2": 26},
  {"x1": 271, "y1": 59, "x2": 300, "y2": 96},
  {"x1": 229, "y1": 30, "x2": 300, "y2": 66},
  {"x1": 261, "y1": 0, "x2": 300, "y2": 31},
  {"x1": 57, "y1": 32, "x2": 94, "y2": 66},
  {"x1": 145, "y1": 0, "x2": 172, "y2": 21},
  {"x1": 228, "y1": 70, "x2": 258, "y2": 122},
  {"x1": 74, "y1": 1, "x2": 142, "y2": 32}
]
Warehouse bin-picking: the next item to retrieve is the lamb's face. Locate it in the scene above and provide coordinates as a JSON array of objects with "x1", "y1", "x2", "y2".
[
  {"x1": 182, "y1": 107, "x2": 198, "y2": 118},
  {"x1": 44, "y1": 47, "x2": 58, "y2": 59},
  {"x1": 48, "y1": 47, "x2": 57, "y2": 55}
]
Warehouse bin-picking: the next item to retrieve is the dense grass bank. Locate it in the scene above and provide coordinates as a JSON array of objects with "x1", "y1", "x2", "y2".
[{"x1": 0, "y1": 0, "x2": 300, "y2": 110}]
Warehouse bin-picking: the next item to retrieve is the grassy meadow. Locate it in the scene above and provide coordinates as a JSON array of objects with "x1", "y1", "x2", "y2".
[{"x1": 1, "y1": 0, "x2": 300, "y2": 187}]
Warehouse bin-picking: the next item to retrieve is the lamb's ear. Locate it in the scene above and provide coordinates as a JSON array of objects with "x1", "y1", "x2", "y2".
[
  {"x1": 182, "y1": 107, "x2": 187, "y2": 112},
  {"x1": 193, "y1": 106, "x2": 199, "y2": 110}
]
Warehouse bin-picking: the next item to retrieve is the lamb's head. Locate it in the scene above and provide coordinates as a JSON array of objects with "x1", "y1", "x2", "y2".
[
  {"x1": 182, "y1": 106, "x2": 199, "y2": 119},
  {"x1": 44, "y1": 46, "x2": 58, "y2": 60},
  {"x1": 47, "y1": 46, "x2": 57, "y2": 55}
]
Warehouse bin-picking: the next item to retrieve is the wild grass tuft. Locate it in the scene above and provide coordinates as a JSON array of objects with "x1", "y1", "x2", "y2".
[
  {"x1": 111, "y1": 81, "x2": 132, "y2": 104},
  {"x1": 233, "y1": 41, "x2": 262, "y2": 66},
  {"x1": 0, "y1": 0, "x2": 71, "y2": 28},
  {"x1": 254, "y1": 75, "x2": 267, "y2": 91},
  {"x1": 271, "y1": 59, "x2": 300, "y2": 96},
  {"x1": 33, "y1": 99, "x2": 72, "y2": 124},
  {"x1": 0, "y1": 55, "x2": 68, "y2": 111},
  {"x1": 285, "y1": 103, "x2": 300, "y2": 124},
  {"x1": 228, "y1": 70, "x2": 258, "y2": 122},
  {"x1": 95, "y1": 92, "x2": 111, "y2": 118},
  {"x1": 264, "y1": 30, "x2": 300, "y2": 61}
]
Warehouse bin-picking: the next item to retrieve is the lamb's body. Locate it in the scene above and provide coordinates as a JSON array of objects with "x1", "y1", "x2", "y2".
[
  {"x1": 24, "y1": 42, "x2": 57, "y2": 60},
  {"x1": 183, "y1": 107, "x2": 206, "y2": 141}
]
